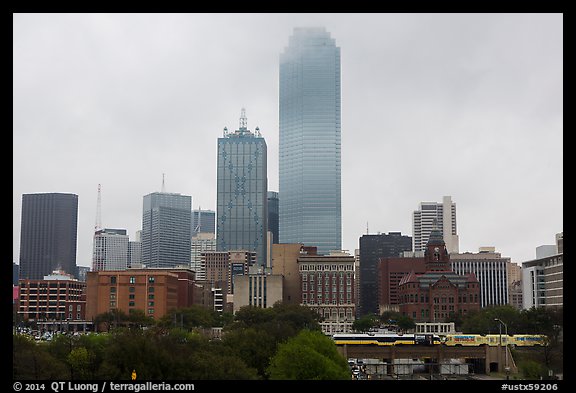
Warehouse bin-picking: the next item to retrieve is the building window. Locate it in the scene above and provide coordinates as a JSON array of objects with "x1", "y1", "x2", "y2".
[
  {"x1": 148, "y1": 301, "x2": 154, "y2": 307},
  {"x1": 129, "y1": 276, "x2": 136, "y2": 284},
  {"x1": 129, "y1": 294, "x2": 135, "y2": 299},
  {"x1": 148, "y1": 286, "x2": 154, "y2": 293},
  {"x1": 148, "y1": 308, "x2": 154, "y2": 315},
  {"x1": 148, "y1": 276, "x2": 155, "y2": 283},
  {"x1": 111, "y1": 276, "x2": 117, "y2": 284},
  {"x1": 148, "y1": 294, "x2": 154, "y2": 299},
  {"x1": 129, "y1": 287, "x2": 135, "y2": 293},
  {"x1": 109, "y1": 302, "x2": 116, "y2": 308},
  {"x1": 110, "y1": 287, "x2": 116, "y2": 293},
  {"x1": 129, "y1": 301, "x2": 135, "y2": 307}
]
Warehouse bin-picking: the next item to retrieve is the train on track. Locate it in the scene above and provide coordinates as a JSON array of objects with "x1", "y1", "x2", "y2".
[{"x1": 332, "y1": 332, "x2": 548, "y2": 347}]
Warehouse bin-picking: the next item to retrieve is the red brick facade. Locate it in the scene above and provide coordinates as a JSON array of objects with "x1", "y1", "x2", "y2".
[{"x1": 398, "y1": 230, "x2": 480, "y2": 322}]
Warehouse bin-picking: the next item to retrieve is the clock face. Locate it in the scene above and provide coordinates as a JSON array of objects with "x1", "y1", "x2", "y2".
[{"x1": 434, "y1": 247, "x2": 439, "y2": 252}]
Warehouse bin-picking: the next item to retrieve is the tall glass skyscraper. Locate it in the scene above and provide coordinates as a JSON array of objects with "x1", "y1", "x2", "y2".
[
  {"x1": 141, "y1": 192, "x2": 192, "y2": 268},
  {"x1": 217, "y1": 109, "x2": 268, "y2": 267},
  {"x1": 279, "y1": 27, "x2": 341, "y2": 255},
  {"x1": 19, "y1": 193, "x2": 79, "y2": 279},
  {"x1": 267, "y1": 191, "x2": 279, "y2": 244}
]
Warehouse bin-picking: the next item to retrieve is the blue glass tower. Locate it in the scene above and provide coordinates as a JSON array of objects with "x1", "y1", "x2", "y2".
[
  {"x1": 279, "y1": 27, "x2": 341, "y2": 255},
  {"x1": 217, "y1": 109, "x2": 268, "y2": 267},
  {"x1": 141, "y1": 192, "x2": 191, "y2": 268}
]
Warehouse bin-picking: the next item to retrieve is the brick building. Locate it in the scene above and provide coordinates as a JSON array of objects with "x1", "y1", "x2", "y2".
[
  {"x1": 18, "y1": 270, "x2": 86, "y2": 328},
  {"x1": 398, "y1": 228, "x2": 480, "y2": 322},
  {"x1": 378, "y1": 255, "x2": 426, "y2": 313},
  {"x1": 299, "y1": 251, "x2": 356, "y2": 334},
  {"x1": 85, "y1": 268, "x2": 196, "y2": 321}
]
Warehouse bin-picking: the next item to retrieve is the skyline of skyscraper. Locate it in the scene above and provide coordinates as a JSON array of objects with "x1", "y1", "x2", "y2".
[
  {"x1": 358, "y1": 231, "x2": 412, "y2": 317},
  {"x1": 92, "y1": 228, "x2": 129, "y2": 271},
  {"x1": 19, "y1": 193, "x2": 79, "y2": 279},
  {"x1": 141, "y1": 191, "x2": 192, "y2": 268},
  {"x1": 192, "y1": 209, "x2": 216, "y2": 235},
  {"x1": 412, "y1": 195, "x2": 459, "y2": 254},
  {"x1": 216, "y1": 109, "x2": 268, "y2": 267},
  {"x1": 267, "y1": 191, "x2": 279, "y2": 244},
  {"x1": 279, "y1": 27, "x2": 342, "y2": 255}
]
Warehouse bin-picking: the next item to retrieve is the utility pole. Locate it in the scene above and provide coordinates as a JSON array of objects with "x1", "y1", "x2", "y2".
[{"x1": 495, "y1": 318, "x2": 509, "y2": 379}]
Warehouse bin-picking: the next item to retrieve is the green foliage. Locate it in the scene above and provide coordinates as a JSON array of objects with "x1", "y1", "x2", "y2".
[
  {"x1": 13, "y1": 334, "x2": 69, "y2": 379},
  {"x1": 267, "y1": 330, "x2": 350, "y2": 380},
  {"x1": 460, "y1": 305, "x2": 563, "y2": 336},
  {"x1": 221, "y1": 327, "x2": 277, "y2": 377},
  {"x1": 68, "y1": 347, "x2": 91, "y2": 379},
  {"x1": 352, "y1": 314, "x2": 379, "y2": 332},
  {"x1": 157, "y1": 305, "x2": 222, "y2": 330},
  {"x1": 517, "y1": 359, "x2": 548, "y2": 380}
]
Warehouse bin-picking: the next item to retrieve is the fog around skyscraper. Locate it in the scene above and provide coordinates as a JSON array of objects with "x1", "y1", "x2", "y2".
[{"x1": 13, "y1": 13, "x2": 562, "y2": 269}]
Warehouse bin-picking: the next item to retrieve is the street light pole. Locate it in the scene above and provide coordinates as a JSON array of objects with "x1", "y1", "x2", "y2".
[{"x1": 495, "y1": 318, "x2": 509, "y2": 379}]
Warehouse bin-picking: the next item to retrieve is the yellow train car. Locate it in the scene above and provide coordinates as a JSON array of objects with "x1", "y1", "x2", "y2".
[
  {"x1": 332, "y1": 333, "x2": 441, "y2": 346},
  {"x1": 443, "y1": 334, "x2": 486, "y2": 346},
  {"x1": 443, "y1": 334, "x2": 547, "y2": 347},
  {"x1": 510, "y1": 334, "x2": 548, "y2": 347},
  {"x1": 484, "y1": 334, "x2": 513, "y2": 346}
]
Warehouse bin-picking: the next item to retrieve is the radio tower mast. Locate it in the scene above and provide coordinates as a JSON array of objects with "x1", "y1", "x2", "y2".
[
  {"x1": 161, "y1": 173, "x2": 166, "y2": 192},
  {"x1": 95, "y1": 184, "x2": 102, "y2": 232}
]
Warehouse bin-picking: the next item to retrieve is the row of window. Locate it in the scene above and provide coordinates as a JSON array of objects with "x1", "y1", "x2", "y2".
[
  {"x1": 300, "y1": 264, "x2": 354, "y2": 271},
  {"x1": 110, "y1": 276, "x2": 156, "y2": 284},
  {"x1": 302, "y1": 283, "x2": 352, "y2": 292},
  {"x1": 399, "y1": 294, "x2": 479, "y2": 304}
]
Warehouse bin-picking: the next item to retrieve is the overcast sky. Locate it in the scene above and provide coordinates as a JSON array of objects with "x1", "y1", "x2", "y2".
[{"x1": 13, "y1": 13, "x2": 563, "y2": 269}]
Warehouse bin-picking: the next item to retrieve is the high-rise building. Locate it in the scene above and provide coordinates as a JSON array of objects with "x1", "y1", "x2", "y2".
[
  {"x1": 19, "y1": 193, "x2": 78, "y2": 279},
  {"x1": 298, "y1": 251, "x2": 356, "y2": 335},
  {"x1": 216, "y1": 109, "x2": 268, "y2": 267},
  {"x1": 141, "y1": 192, "x2": 192, "y2": 268},
  {"x1": 450, "y1": 247, "x2": 510, "y2": 308},
  {"x1": 267, "y1": 191, "x2": 279, "y2": 244},
  {"x1": 128, "y1": 240, "x2": 142, "y2": 268},
  {"x1": 279, "y1": 27, "x2": 341, "y2": 255},
  {"x1": 358, "y1": 232, "x2": 412, "y2": 317},
  {"x1": 13, "y1": 262, "x2": 19, "y2": 286},
  {"x1": 191, "y1": 232, "x2": 216, "y2": 280},
  {"x1": 192, "y1": 209, "x2": 216, "y2": 235},
  {"x1": 522, "y1": 233, "x2": 563, "y2": 309},
  {"x1": 412, "y1": 196, "x2": 459, "y2": 254},
  {"x1": 92, "y1": 228, "x2": 129, "y2": 271}
]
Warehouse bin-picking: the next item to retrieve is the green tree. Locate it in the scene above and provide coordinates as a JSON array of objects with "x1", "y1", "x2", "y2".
[
  {"x1": 352, "y1": 314, "x2": 379, "y2": 332},
  {"x1": 158, "y1": 305, "x2": 224, "y2": 330},
  {"x1": 267, "y1": 330, "x2": 350, "y2": 380},
  {"x1": 13, "y1": 334, "x2": 69, "y2": 379},
  {"x1": 68, "y1": 347, "x2": 91, "y2": 379},
  {"x1": 221, "y1": 327, "x2": 277, "y2": 378}
]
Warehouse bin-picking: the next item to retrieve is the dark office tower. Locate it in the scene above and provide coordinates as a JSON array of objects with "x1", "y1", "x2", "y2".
[
  {"x1": 358, "y1": 232, "x2": 412, "y2": 317},
  {"x1": 192, "y1": 209, "x2": 216, "y2": 235},
  {"x1": 217, "y1": 109, "x2": 268, "y2": 267},
  {"x1": 279, "y1": 27, "x2": 341, "y2": 255},
  {"x1": 19, "y1": 193, "x2": 78, "y2": 279},
  {"x1": 141, "y1": 192, "x2": 191, "y2": 268},
  {"x1": 267, "y1": 191, "x2": 279, "y2": 244}
]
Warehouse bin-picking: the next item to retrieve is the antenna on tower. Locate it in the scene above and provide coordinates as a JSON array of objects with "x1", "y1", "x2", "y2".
[
  {"x1": 195, "y1": 206, "x2": 202, "y2": 233},
  {"x1": 366, "y1": 221, "x2": 369, "y2": 235},
  {"x1": 240, "y1": 108, "x2": 247, "y2": 129},
  {"x1": 95, "y1": 184, "x2": 102, "y2": 232},
  {"x1": 161, "y1": 173, "x2": 166, "y2": 193}
]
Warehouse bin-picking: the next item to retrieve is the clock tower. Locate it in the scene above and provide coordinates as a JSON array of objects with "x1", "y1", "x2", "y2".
[{"x1": 424, "y1": 224, "x2": 451, "y2": 272}]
